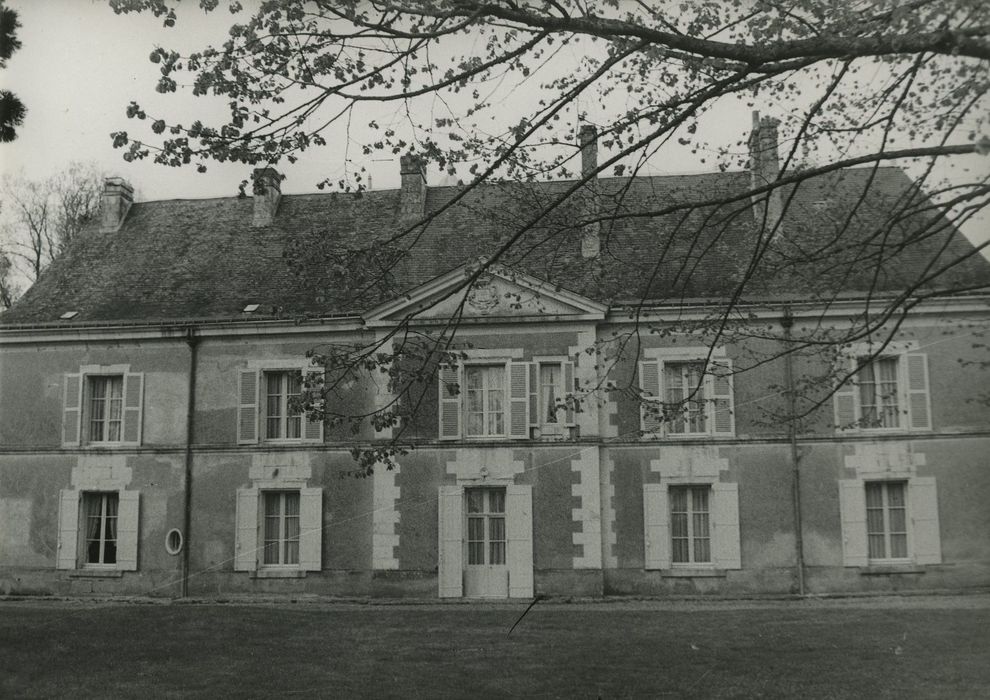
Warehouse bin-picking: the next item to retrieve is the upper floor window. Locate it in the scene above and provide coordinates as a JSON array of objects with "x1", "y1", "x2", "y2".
[
  {"x1": 638, "y1": 355, "x2": 734, "y2": 437},
  {"x1": 438, "y1": 359, "x2": 575, "y2": 441},
  {"x1": 237, "y1": 365, "x2": 324, "y2": 444},
  {"x1": 61, "y1": 367, "x2": 144, "y2": 447},
  {"x1": 833, "y1": 348, "x2": 930, "y2": 432}
]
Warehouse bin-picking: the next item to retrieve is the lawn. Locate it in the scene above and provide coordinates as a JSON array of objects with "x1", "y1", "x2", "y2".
[{"x1": 1, "y1": 597, "x2": 988, "y2": 698}]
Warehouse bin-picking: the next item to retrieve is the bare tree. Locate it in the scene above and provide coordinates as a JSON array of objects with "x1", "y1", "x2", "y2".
[
  {"x1": 106, "y1": 0, "x2": 990, "y2": 470},
  {"x1": 0, "y1": 163, "x2": 105, "y2": 284}
]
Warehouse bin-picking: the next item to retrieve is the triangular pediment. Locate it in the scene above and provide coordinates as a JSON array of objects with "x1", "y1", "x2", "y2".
[{"x1": 364, "y1": 259, "x2": 607, "y2": 326}]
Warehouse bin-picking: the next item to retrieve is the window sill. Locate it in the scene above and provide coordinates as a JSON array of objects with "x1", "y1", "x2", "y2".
[
  {"x1": 859, "y1": 565, "x2": 925, "y2": 576},
  {"x1": 251, "y1": 568, "x2": 307, "y2": 579},
  {"x1": 69, "y1": 569, "x2": 124, "y2": 579},
  {"x1": 661, "y1": 568, "x2": 726, "y2": 578}
]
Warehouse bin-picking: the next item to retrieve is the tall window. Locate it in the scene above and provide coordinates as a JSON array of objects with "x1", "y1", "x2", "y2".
[
  {"x1": 464, "y1": 365, "x2": 505, "y2": 437},
  {"x1": 83, "y1": 492, "x2": 118, "y2": 565},
  {"x1": 670, "y1": 486, "x2": 711, "y2": 564},
  {"x1": 866, "y1": 481, "x2": 908, "y2": 560},
  {"x1": 664, "y1": 362, "x2": 707, "y2": 434},
  {"x1": 265, "y1": 371, "x2": 302, "y2": 440},
  {"x1": 466, "y1": 488, "x2": 506, "y2": 565},
  {"x1": 88, "y1": 376, "x2": 123, "y2": 442},
  {"x1": 262, "y1": 491, "x2": 300, "y2": 566},
  {"x1": 539, "y1": 363, "x2": 562, "y2": 427},
  {"x1": 858, "y1": 357, "x2": 900, "y2": 428}
]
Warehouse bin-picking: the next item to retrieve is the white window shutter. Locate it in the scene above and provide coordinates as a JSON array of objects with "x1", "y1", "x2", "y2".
[
  {"x1": 711, "y1": 482, "x2": 742, "y2": 569},
  {"x1": 234, "y1": 488, "x2": 259, "y2": 571},
  {"x1": 122, "y1": 372, "x2": 144, "y2": 445},
  {"x1": 838, "y1": 479, "x2": 868, "y2": 567},
  {"x1": 910, "y1": 477, "x2": 941, "y2": 565},
  {"x1": 506, "y1": 484, "x2": 534, "y2": 598},
  {"x1": 56, "y1": 489, "x2": 80, "y2": 570},
  {"x1": 643, "y1": 483, "x2": 669, "y2": 569},
  {"x1": 61, "y1": 374, "x2": 83, "y2": 447},
  {"x1": 437, "y1": 485, "x2": 464, "y2": 597},
  {"x1": 710, "y1": 360, "x2": 735, "y2": 435},
  {"x1": 116, "y1": 490, "x2": 140, "y2": 571},
  {"x1": 905, "y1": 353, "x2": 932, "y2": 431},
  {"x1": 833, "y1": 357, "x2": 858, "y2": 431},
  {"x1": 303, "y1": 369, "x2": 325, "y2": 443},
  {"x1": 298, "y1": 487, "x2": 323, "y2": 571},
  {"x1": 638, "y1": 360, "x2": 662, "y2": 434},
  {"x1": 563, "y1": 361, "x2": 576, "y2": 426},
  {"x1": 527, "y1": 362, "x2": 539, "y2": 428},
  {"x1": 438, "y1": 365, "x2": 462, "y2": 441},
  {"x1": 237, "y1": 370, "x2": 259, "y2": 444},
  {"x1": 508, "y1": 362, "x2": 530, "y2": 439}
]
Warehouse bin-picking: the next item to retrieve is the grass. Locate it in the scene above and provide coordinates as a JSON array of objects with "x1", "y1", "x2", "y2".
[{"x1": 1, "y1": 598, "x2": 988, "y2": 698}]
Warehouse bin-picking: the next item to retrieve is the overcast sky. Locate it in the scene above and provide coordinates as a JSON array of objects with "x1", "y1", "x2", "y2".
[{"x1": 1, "y1": 0, "x2": 987, "y2": 253}]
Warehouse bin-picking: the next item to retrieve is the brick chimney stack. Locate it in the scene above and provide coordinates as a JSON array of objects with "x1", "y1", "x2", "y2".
[
  {"x1": 252, "y1": 168, "x2": 282, "y2": 227},
  {"x1": 399, "y1": 154, "x2": 427, "y2": 222},
  {"x1": 578, "y1": 124, "x2": 601, "y2": 259},
  {"x1": 748, "y1": 112, "x2": 784, "y2": 235},
  {"x1": 99, "y1": 177, "x2": 134, "y2": 233}
]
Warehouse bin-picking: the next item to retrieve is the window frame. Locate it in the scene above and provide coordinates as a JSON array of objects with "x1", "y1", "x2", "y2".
[
  {"x1": 668, "y1": 484, "x2": 713, "y2": 567},
  {"x1": 864, "y1": 480, "x2": 911, "y2": 564},
  {"x1": 462, "y1": 361, "x2": 509, "y2": 439},
  {"x1": 62, "y1": 365, "x2": 144, "y2": 448},
  {"x1": 639, "y1": 352, "x2": 734, "y2": 439},
  {"x1": 260, "y1": 489, "x2": 302, "y2": 568},
  {"x1": 237, "y1": 362, "x2": 325, "y2": 445},
  {"x1": 86, "y1": 375, "x2": 125, "y2": 444},
  {"x1": 834, "y1": 344, "x2": 931, "y2": 434},
  {"x1": 81, "y1": 491, "x2": 120, "y2": 568},
  {"x1": 263, "y1": 370, "x2": 304, "y2": 442}
]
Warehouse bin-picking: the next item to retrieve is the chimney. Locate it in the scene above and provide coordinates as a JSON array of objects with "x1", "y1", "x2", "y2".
[
  {"x1": 99, "y1": 177, "x2": 134, "y2": 233},
  {"x1": 578, "y1": 124, "x2": 601, "y2": 259},
  {"x1": 252, "y1": 167, "x2": 282, "y2": 227},
  {"x1": 399, "y1": 154, "x2": 427, "y2": 222},
  {"x1": 748, "y1": 112, "x2": 784, "y2": 235}
]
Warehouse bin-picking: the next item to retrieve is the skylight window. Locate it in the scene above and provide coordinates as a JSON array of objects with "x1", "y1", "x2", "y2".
[
  {"x1": 59, "y1": 311, "x2": 79, "y2": 320},
  {"x1": 242, "y1": 304, "x2": 261, "y2": 313}
]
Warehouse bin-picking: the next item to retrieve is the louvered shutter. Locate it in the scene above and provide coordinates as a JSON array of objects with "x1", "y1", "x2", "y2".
[
  {"x1": 643, "y1": 483, "x2": 669, "y2": 569},
  {"x1": 438, "y1": 365, "x2": 461, "y2": 441},
  {"x1": 56, "y1": 489, "x2": 80, "y2": 570},
  {"x1": 506, "y1": 484, "x2": 534, "y2": 598},
  {"x1": 237, "y1": 370, "x2": 259, "y2": 444},
  {"x1": 639, "y1": 360, "x2": 662, "y2": 434},
  {"x1": 711, "y1": 483, "x2": 741, "y2": 569},
  {"x1": 121, "y1": 372, "x2": 144, "y2": 445},
  {"x1": 298, "y1": 487, "x2": 323, "y2": 571},
  {"x1": 710, "y1": 360, "x2": 734, "y2": 435},
  {"x1": 905, "y1": 353, "x2": 932, "y2": 431},
  {"x1": 910, "y1": 477, "x2": 941, "y2": 565},
  {"x1": 833, "y1": 357, "x2": 858, "y2": 431},
  {"x1": 563, "y1": 361, "x2": 576, "y2": 426},
  {"x1": 509, "y1": 362, "x2": 530, "y2": 438},
  {"x1": 116, "y1": 490, "x2": 140, "y2": 571},
  {"x1": 62, "y1": 374, "x2": 83, "y2": 447},
  {"x1": 234, "y1": 488, "x2": 259, "y2": 571},
  {"x1": 437, "y1": 485, "x2": 464, "y2": 597},
  {"x1": 838, "y1": 480, "x2": 868, "y2": 567},
  {"x1": 528, "y1": 363, "x2": 539, "y2": 427},
  {"x1": 303, "y1": 369, "x2": 325, "y2": 442}
]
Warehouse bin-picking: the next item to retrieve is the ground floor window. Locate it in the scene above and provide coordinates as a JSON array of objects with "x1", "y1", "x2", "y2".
[
  {"x1": 262, "y1": 491, "x2": 301, "y2": 566},
  {"x1": 669, "y1": 485, "x2": 711, "y2": 564},
  {"x1": 466, "y1": 487, "x2": 506, "y2": 565},
  {"x1": 83, "y1": 491, "x2": 119, "y2": 565},
  {"x1": 866, "y1": 481, "x2": 908, "y2": 561}
]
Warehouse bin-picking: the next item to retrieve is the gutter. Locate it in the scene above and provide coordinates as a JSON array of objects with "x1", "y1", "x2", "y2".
[
  {"x1": 781, "y1": 306, "x2": 806, "y2": 596},
  {"x1": 181, "y1": 327, "x2": 200, "y2": 598}
]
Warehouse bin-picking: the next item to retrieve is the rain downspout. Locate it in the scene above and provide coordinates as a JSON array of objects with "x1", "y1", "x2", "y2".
[
  {"x1": 181, "y1": 327, "x2": 199, "y2": 598},
  {"x1": 781, "y1": 306, "x2": 806, "y2": 596}
]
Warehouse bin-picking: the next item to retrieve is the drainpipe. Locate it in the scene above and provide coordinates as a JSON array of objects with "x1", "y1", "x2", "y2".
[
  {"x1": 781, "y1": 306, "x2": 806, "y2": 595},
  {"x1": 181, "y1": 327, "x2": 200, "y2": 598}
]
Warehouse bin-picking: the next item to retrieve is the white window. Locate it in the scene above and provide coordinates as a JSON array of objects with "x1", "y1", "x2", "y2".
[
  {"x1": 56, "y1": 489, "x2": 140, "y2": 571},
  {"x1": 838, "y1": 477, "x2": 941, "y2": 567},
  {"x1": 669, "y1": 485, "x2": 711, "y2": 565},
  {"x1": 262, "y1": 491, "x2": 301, "y2": 566},
  {"x1": 61, "y1": 368, "x2": 144, "y2": 447},
  {"x1": 234, "y1": 486, "x2": 322, "y2": 573},
  {"x1": 638, "y1": 357, "x2": 734, "y2": 437},
  {"x1": 643, "y1": 481, "x2": 740, "y2": 571},
  {"x1": 237, "y1": 365, "x2": 324, "y2": 444},
  {"x1": 833, "y1": 349, "x2": 931, "y2": 432},
  {"x1": 438, "y1": 359, "x2": 574, "y2": 441},
  {"x1": 466, "y1": 488, "x2": 506, "y2": 565}
]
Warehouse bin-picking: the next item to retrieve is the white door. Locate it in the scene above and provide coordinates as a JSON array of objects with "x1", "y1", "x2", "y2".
[{"x1": 463, "y1": 487, "x2": 509, "y2": 598}]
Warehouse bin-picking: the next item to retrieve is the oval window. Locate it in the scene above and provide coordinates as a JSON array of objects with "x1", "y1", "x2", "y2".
[{"x1": 165, "y1": 528, "x2": 183, "y2": 555}]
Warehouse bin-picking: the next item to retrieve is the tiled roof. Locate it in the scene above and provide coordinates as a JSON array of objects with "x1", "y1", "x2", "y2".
[{"x1": 2, "y1": 167, "x2": 988, "y2": 325}]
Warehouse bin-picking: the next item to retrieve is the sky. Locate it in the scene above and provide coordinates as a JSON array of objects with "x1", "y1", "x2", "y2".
[{"x1": 1, "y1": 0, "x2": 987, "y2": 249}]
